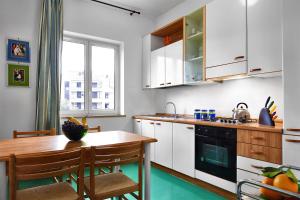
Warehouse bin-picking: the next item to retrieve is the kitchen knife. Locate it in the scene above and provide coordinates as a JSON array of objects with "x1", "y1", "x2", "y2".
[
  {"x1": 271, "y1": 111, "x2": 277, "y2": 117},
  {"x1": 267, "y1": 101, "x2": 274, "y2": 110},
  {"x1": 265, "y1": 96, "x2": 271, "y2": 108},
  {"x1": 270, "y1": 105, "x2": 277, "y2": 114}
]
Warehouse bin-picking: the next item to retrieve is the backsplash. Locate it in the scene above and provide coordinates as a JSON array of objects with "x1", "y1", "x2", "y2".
[{"x1": 155, "y1": 76, "x2": 283, "y2": 119}]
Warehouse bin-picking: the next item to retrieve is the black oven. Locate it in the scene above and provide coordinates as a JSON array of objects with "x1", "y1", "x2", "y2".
[{"x1": 195, "y1": 125, "x2": 237, "y2": 183}]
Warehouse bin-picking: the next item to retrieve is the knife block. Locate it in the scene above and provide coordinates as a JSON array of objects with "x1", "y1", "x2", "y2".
[{"x1": 259, "y1": 108, "x2": 275, "y2": 126}]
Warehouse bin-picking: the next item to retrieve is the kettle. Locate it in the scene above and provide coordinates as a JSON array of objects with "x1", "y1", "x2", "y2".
[{"x1": 232, "y1": 102, "x2": 250, "y2": 123}]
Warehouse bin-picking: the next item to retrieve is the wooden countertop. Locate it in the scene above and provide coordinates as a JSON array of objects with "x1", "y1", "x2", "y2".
[
  {"x1": 0, "y1": 131, "x2": 157, "y2": 161},
  {"x1": 133, "y1": 115, "x2": 283, "y2": 133}
]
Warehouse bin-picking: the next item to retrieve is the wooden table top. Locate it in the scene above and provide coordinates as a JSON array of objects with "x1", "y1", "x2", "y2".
[{"x1": 0, "y1": 131, "x2": 157, "y2": 161}]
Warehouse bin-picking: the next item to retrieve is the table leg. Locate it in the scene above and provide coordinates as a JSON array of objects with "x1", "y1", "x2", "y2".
[
  {"x1": 144, "y1": 143, "x2": 151, "y2": 200},
  {"x1": 0, "y1": 161, "x2": 7, "y2": 200}
]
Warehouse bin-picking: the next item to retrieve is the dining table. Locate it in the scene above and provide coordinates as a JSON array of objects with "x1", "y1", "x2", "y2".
[{"x1": 0, "y1": 131, "x2": 157, "y2": 200}]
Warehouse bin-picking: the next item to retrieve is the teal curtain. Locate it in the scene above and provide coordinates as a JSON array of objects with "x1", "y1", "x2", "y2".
[{"x1": 36, "y1": 0, "x2": 63, "y2": 133}]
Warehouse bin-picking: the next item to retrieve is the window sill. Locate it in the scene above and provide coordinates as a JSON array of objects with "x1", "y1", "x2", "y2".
[{"x1": 61, "y1": 114, "x2": 126, "y2": 119}]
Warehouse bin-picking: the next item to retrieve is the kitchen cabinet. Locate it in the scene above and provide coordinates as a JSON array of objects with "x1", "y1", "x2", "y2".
[
  {"x1": 142, "y1": 35, "x2": 151, "y2": 89},
  {"x1": 173, "y1": 123, "x2": 195, "y2": 177},
  {"x1": 184, "y1": 8, "x2": 205, "y2": 83},
  {"x1": 283, "y1": 135, "x2": 300, "y2": 177},
  {"x1": 206, "y1": 0, "x2": 247, "y2": 78},
  {"x1": 248, "y1": 0, "x2": 283, "y2": 76},
  {"x1": 151, "y1": 47, "x2": 166, "y2": 88},
  {"x1": 141, "y1": 120, "x2": 155, "y2": 161},
  {"x1": 165, "y1": 40, "x2": 183, "y2": 86},
  {"x1": 283, "y1": 0, "x2": 300, "y2": 178},
  {"x1": 154, "y1": 121, "x2": 173, "y2": 168},
  {"x1": 133, "y1": 119, "x2": 142, "y2": 135},
  {"x1": 151, "y1": 40, "x2": 183, "y2": 88}
]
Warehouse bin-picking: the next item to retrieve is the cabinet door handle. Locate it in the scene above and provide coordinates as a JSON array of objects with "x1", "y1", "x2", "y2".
[
  {"x1": 251, "y1": 150, "x2": 264, "y2": 155},
  {"x1": 156, "y1": 123, "x2": 161, "y2": 125},
  {"x1": 285, "y1": 139, "x2": 300, "y2": 143},
  {"x1": 234, "y1": 56, "x2": 245, "y2": 60},
  {"x1": 166, "y1": 82, "x2": 172, "y2": 85},
  {"x1": 251, "y1": 164, "x2": 264, "y2": 170},
  {"x1": 150, "y1": 122, "x2": 154, "y2": 125},
  {"x1": 250, "y1": 68, "x2": 262, "y2": 72},
  {"x1": 145, "y1": 85, "x2": 150, "y2": 88},
  {"x1": 160, "y1": 83, "x2": 165, "y2": 86},
  {"x1": 136, "y1": 120, "x2": 141, "y2": 123},
  {"x1": 286, "y1": 128, "x2": 300, "y2": 132},
  {"x1": 187, "y1": 127, "x2": 194, "y2": 130},
  {"x1": 251, "y1": 136, "x2": 264, "y2": 140}
]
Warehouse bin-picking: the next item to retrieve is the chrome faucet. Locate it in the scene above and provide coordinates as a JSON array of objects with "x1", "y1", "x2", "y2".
[{"x1": 165, "y1": 102, "x2": 177, "y2": 118}]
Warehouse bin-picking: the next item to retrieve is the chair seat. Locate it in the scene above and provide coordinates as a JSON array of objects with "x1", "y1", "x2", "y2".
[
  {"x1": 17, "y1": 182, "x2": 79, "y2": 200},
  {"x1": 84, "y1": 172, "x2": 138, "y2": 199}
]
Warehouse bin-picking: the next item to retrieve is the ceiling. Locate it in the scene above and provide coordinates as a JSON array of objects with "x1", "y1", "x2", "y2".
[{"x1": 96, "y1": 0, "x2": 186, "y2": 17}]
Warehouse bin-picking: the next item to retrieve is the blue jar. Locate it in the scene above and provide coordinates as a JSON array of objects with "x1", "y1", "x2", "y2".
[
  {"x1": 194, "y1": 109, "x2": 201, "y2": 119},
  {"x1": 209, "y1": 109, "x2": 216, "y2": 121},
  {"x1": 201, "y1": 109, "x2": 208, "y2": 120}
]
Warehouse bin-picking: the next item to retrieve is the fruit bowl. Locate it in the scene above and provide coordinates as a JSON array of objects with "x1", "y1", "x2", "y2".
[{"x1": 62, "y1": 121, "x2": 88, "y2": 141}]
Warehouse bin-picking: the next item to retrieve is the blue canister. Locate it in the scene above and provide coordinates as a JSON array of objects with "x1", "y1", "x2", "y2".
[
  {"x1": 201, "y1": 109, "x2": 208, "y2": 120},
  {"x1": 209, "y1": 109, "x2": 216, "y2": 121},
  {"x1": 194, "y1": 109, "x2": 201, "y2": 119}
]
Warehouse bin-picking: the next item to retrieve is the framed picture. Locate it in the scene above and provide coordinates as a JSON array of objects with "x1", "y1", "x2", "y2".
[
  {"x1": 7, "y1": 39, "x2": 30, "y2": 63},
  {"x1": 8, "y1": 64, "x2": 29, "y2": 87}
]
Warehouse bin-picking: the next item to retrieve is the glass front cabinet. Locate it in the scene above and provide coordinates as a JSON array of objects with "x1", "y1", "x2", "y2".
[{"x1": 184, "y1": 7, "x2": 206, "y2": 84}]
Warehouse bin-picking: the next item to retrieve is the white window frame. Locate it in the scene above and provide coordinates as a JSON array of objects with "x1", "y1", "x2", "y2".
[{"x1": 61, "y1": 35, "x2": 122, "y2": 117}]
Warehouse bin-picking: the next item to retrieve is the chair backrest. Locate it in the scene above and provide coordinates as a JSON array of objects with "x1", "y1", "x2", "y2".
[
  {"x1": 89, "y1": 142, "x2": 143, "y2": 196},
  {"x1": 9, "y1": 148, "x2": 86, "y2": 200},
  {"x1": 13, "y1": 128, "x2": 56, "y2": 138},
  {"x1": 88, "y1": 125, "x2": 101, "y2": 133}
]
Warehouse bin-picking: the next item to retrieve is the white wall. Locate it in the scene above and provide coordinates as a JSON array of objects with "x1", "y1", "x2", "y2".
[
  {"x1": 0, "y1": 0, "x2": 157, "y2": 139},
  {"x1": 154, "y1": 0, "x2": 284, "y2": 119}
]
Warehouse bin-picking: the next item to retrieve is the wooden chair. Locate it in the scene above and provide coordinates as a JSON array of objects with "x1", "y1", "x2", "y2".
[
  {"x1": 6, "y1": 128, "x2": 57, "y2": 176},
  {"x1": 9, "y1": 148, "x2": 86, "y2": 200},
  {"x1": 84, "y1": 142, "x2": 143, "y2": 200},
  {"x1": 13, "y1": 128, "x2": 56, "y2": 138},
  {"x1": 88, "y1": 126, "x2": 101, "y2": 133}
]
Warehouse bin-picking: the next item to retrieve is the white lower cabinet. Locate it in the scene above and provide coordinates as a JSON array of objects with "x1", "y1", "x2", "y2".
[
  {"x1": 283, "y1": 134, "x2": 300, "y2": 178},
  {"x1": 141, "y1": 120, "x2": 155, "y2": 162},
  {"x1": 133, "y1": 119, "x2": 142, "y2": 135},
  {"x1": 173, "y1": 123, "x2": 195, "y2": 177},
  {"x1": 154, "y1": 121, "x2": 173, "y2": 168}
]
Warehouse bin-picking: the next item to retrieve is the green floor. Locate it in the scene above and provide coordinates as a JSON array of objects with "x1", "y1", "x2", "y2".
[{"x1": 19, "y1": 164, "x2": 226, "y2": 200}]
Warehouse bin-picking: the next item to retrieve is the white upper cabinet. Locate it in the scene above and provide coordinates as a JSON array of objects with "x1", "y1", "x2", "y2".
[
  {"x1": 154, "y1": 121, "x2": 173, "y2": 169},
  {"x1": 165, "y1": 40, "x2": 183, "y2": 86},
  {"x1": 206, "y1": 0, "x2": 247, "y2": 77},
  {"x1": 248, "y1": 0, "x2": 283, "y2": 76},
  {"x1": 142, "y1": 35, "x2": 151, "y2": 89},
  {"x1": 151, "y1": 47, "x2": 166, "y2": 88}
]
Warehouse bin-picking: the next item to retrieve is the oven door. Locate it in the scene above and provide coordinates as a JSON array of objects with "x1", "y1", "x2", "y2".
[{"x1": 195, "y1": 134, "x2": 237, "y2": 182}]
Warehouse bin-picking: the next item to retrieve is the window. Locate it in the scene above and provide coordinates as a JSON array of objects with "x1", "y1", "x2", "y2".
[
  {"x1": 61, "y1": 35, "x2": 121, "y2": 116},
  {"x1": 92, "y1": 92, "x2": 98, "y2": 99}
]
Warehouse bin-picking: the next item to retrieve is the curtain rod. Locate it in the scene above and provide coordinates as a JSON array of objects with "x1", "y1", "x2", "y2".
[{"x1": 90, "y1": 0, "x2": 141, "y2": 15}]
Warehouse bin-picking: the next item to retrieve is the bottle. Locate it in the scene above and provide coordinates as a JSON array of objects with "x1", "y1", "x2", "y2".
[
  {"x1": 194, "y1": 109, "x2": 201, "y2": 119},
  {"x1": 201, "y1": 109, "x2": 208, "y2": 120},
  {"x1": 209, "y1": 109, "x2": 216, "y2": 121}
]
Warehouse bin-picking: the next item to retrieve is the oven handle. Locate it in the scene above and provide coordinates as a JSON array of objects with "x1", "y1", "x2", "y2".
[{"x1": 195, "y1": 134, "x2": 209, "y2": 138}]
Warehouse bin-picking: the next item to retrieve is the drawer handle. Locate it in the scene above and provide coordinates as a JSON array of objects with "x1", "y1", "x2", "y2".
[
  {"x1": 186, "y1": 127, "x2": 194, "y2": 130},
  {"x1": 251, "y1": 164, "x2": 264, "y2": 170},
  {"x1": 234, "y1": 56, "x2": 245, "y2": 60},
  {"x1": 160, "y1": 83, "x2": 165, "y2": 86},
  {"x1": 286, "y1": 128, "x2": 300, "y2": 132},
  {"x1": 156, "y1": 123, "x2": 161, "y2": 125},
  {"x1": 251, "y1": 150, "x2": 264, "y2": 155},
  {"x1": 136, "y1": 120, "x2": 141, "y2": 123},
  {"x1": 285, "y1": 139, "x2": 300, "y2": 143},
  {"x1": 150, "y1": 122, "x2": 154, "y2": 125},
  {"x1": 145, "y1": 85, "x2": 150, "y2": 88},
  {"x1": 250, "y1": 68, "x2": 262, "y2": 72},
  {"x1": 166, "y1": 82, "x2": 172, "y2": 85},
  {"x1": 252, "y1": 136, "x2": 264, "y2": 140}
]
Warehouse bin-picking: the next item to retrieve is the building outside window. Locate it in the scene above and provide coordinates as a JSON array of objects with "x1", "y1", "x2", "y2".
[{"x1": 60, "y1": 35, "x2": 121, "y2": 116}]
